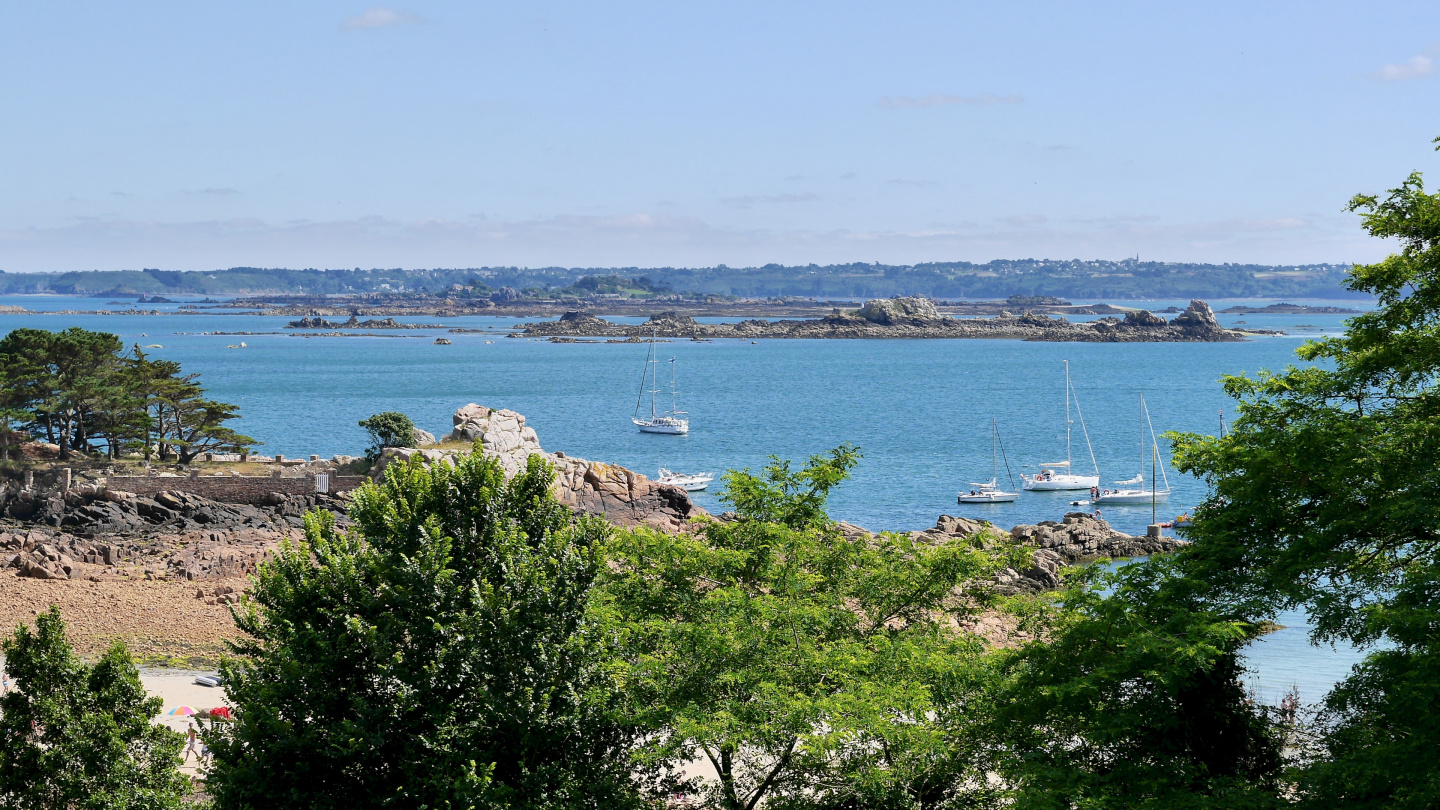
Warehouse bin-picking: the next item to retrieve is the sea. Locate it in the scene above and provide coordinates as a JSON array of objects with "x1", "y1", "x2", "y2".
[{"x1": 0, "y1": 294, "x2": 1376, "y2": 703}]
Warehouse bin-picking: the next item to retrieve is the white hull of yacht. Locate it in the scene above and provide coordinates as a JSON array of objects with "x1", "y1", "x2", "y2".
[
  {"x1": 958, "y1": 490, "x2": 1019, "y2": 503},
  {"x1": 1022, "y1": 474, "x2": 1099, "y2": 491},
  {"x1": 1093, "y1": 489, "x2": 1170, "y2": 505},
  {"x1": 657, "y1": 468, "x2": 713, "y2": 490},
  {"x1": 635, "y1": 418, "x2": 688, "y2": 435}
]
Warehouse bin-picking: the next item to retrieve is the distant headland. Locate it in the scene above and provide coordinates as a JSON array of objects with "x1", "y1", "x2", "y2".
[{"x1": 0, "y1": 259, "x2": 1365, "y2": 300}]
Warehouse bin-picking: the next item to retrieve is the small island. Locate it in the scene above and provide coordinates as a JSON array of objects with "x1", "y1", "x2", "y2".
[{"x1": 521, "y1": 298, "x2": 1255, "y2": 342}]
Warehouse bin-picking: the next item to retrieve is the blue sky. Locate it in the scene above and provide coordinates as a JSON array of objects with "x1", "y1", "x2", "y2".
[{"x1": 1, "y1": 1, "x2": 1438, "y2": 271}]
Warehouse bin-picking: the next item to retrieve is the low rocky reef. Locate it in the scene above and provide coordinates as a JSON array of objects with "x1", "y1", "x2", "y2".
[
  {"x1": 522, "y1": 298, "x2": 1249, "y2": 342},
  {"x1": 285, "y1": 315, "x2": 443, "y2": 329}
]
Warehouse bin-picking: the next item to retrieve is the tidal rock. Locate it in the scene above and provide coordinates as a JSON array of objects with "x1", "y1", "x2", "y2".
[
  {"x1": 1123, "y1": 309, "x2": 1167, "y2": 327},
  {"x1": 1171, "y1": 300, "x2": 1222, "y2": 332},
  {"x1": 858, "y1": 296, "x2": 941, "y2": 325}
]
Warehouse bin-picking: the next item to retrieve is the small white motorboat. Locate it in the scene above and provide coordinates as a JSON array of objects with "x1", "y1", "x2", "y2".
[
  {"x1": 656, "y1": 467, "x2": 714, "y2": 491},
  {"x1": 959, "y1": 419, "x2": 1020, "y2": 503}
]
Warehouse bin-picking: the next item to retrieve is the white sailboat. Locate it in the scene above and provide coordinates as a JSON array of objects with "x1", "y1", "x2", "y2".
[
  {"x1": 959, "y1": 418, "x2": 1019, "y2": 503},
  {"x1": 656, "y1": 468, "x2": 714, "y2": 491},
  {"x1": 632, "y1": 330, "x2": 689, "y2": 434},
  {"x1": 1022, "y1": 360, "x2": 1101, "y2": 491},
  {"x1": 1092, "y1": 394, "x2": 1171, "y2": 506}
]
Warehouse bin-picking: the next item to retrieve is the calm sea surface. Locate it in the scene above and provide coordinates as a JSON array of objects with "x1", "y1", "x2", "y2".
[{"x1": 0, "y1": 295, "x2": 1375, "y2": 702}]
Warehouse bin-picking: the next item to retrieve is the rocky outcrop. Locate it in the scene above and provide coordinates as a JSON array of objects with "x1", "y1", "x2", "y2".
[
  {"x1": 521, "y1": 299, "x2": 1248, "y2": 342},
  {"x1": 854, "y1": 512, "x2": 1188, "y2": 597},
  {"x1": 376, "y1": 404, "x2": 701, "y2": 532},
  {"x1": 1, "y1": 488, "x2": 348, "y2": 581},
  {"x1": 857, "y1": 296, "x2": 942, "y2": 325},
  {"x1": 285, "y1": 315, "x2": 442, "y2": 329},
  {"x1": 412, "y1": 428, "x2": 437, "y2": 446}
]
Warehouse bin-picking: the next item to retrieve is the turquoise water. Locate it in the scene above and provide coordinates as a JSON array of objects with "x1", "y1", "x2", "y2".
[{"x1": 0, "y1": 296, "x2": 1372, "y2": 702}]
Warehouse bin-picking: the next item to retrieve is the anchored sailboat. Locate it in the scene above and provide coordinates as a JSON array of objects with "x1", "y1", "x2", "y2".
[
  {"x1": 1022, "y1": 360, "x2": 1101, "y2": 491},
  {"x1": 632, "y1": 330, "x2": 689, "y2": 434},
  {"x1": 1092, "y1": 394, "x2": 1171, "y2": 505},
  {"x1": 959, "y1": 418, "x2": 1019, "y2": 503}
]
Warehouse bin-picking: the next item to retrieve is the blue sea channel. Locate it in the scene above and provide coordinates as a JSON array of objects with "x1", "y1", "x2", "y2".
[{"x1": 0, "y1": 294, "x2": 1377, "y2": 704}]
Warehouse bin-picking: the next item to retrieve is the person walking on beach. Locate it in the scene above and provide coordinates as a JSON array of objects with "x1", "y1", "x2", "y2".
[{"x1": 183, "y1": 723, "x2": 199, "y2": 762}]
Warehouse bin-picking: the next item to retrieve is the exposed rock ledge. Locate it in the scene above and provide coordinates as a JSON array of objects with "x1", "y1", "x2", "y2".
[
  {"x1": 522, "y1": 299, "x2": 1250, "y2": 342},
  {"x1": 371, "y1": 403, "x2": 702, "y2": 533},
  {"x1": 840, "y1": 511, "x2": 1186, "y2": 595}
]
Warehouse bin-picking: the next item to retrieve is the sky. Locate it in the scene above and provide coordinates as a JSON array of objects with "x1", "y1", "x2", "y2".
[{"x1": 1, "y1": 1, "x2": 1438, "y2": 272}]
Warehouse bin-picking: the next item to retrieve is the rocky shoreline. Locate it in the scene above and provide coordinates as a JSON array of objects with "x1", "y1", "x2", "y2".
[
  {"x1": 2, "y1": 403, "x2": 1185, "y2": 664},
  {"x1": 522, "y1": 298, "x2": 1254, "y2": 342}
]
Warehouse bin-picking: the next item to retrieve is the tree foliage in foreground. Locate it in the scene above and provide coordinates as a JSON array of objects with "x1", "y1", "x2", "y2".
[
  {"x1": 602, "y1": 445, "x2": 1020, "y2": 810},
  {"x1": 0, "y1": 607, "x2": 188, "y2": 810},
  {"x1": 1164, "y1": 146, "x2": 1440, "y2": 808},
  {"x1": 991, "y1": 558, "x2": 1284, "y2": 809},
  {"x1": 204, "y1": 451, "x2": 649, "y2": 810}
]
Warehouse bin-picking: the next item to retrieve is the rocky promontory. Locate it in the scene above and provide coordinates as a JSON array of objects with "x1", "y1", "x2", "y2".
[
  {"x1": 522, "y1": 298, "x2": 1249, "y2": 342},
  {"x1": 372, "y1": 403, "x2": 702, "y2": 533},
  {"x1": 286, "y1": 315, "x2": 444, "y2": 329}
]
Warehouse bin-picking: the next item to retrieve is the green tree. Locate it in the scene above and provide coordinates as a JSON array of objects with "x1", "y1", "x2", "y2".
[
  {"x1": 601, "y1": 446, "x2": 1013, "y2": 810},
  {"x1": 358, "y1": 411, "x2": 416, "y2": 461},
  {"x1": 989, "y1": 559, "x2": 1284, "y2": 809},
  {"x1": 205, "y1": 451, "x2": 649, "y2": 810},
  {"x1": 0, "y1": 330, "x2": 253, "y2": 461},
  {"x1": 1166, "y1": 148, "x2": 1440, "y2": 809},
  {"x1": 0, "y1": 607, "x2": 189, "y2": 809}
]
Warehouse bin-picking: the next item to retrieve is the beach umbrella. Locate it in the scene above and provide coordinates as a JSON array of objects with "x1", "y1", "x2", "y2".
[{"x1": 167, "y1": 706, "x2": 197, "y2": 717}]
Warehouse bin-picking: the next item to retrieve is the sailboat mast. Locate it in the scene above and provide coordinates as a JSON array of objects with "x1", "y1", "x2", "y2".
[
  {"x1": 649, "y1": 330, "x2": 658, "y2": 420},
  {"x1": 1139, "y1": 393, "x2": 1145, "y2": 480},
  {"x1": 1064, "y1": 360, "x2": 1072, "y2": 468},
  {"x1": 669, "y1": 357, "x2": 678, "y2": 416},
  {"x1": 992, "y1": 418, "x2": 999, "y2": 482}
]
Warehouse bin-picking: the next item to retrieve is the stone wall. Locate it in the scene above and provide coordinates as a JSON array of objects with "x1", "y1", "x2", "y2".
[{"x1": 101, "y1": 473, "x2": 368, "y2": 504}]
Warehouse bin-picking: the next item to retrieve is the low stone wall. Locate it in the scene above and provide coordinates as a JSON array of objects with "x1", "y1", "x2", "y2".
[{"x1": 103, "y1": 473, "x2": 369, "y2": 504}]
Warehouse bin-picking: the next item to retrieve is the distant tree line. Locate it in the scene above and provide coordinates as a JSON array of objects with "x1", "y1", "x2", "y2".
[
  {"x1": 0, "y1": 259, "x2": 1361, "y2": 300},
  {"x1": 0, "y1": 327, "x2": 254, "y2": 462}
]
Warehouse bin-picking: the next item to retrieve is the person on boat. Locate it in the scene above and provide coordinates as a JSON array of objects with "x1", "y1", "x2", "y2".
[{"x1": 1090, "y1": 486, "x2": 1099, "y2": 499}]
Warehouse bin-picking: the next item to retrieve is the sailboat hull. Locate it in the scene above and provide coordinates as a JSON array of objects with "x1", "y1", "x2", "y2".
[
  {"x1": 958, "y1": 491, "x2": 1019, "y2": 503},
  {"x1": 1022, "y1": 475, "x2": 1099, "y2": 491},
  {"x1": 635, "y1": 418, "x2": 688, "y2": 434},
  {"x1": 1093, "y1": 489, "x2": 1170, "y2": 505}
]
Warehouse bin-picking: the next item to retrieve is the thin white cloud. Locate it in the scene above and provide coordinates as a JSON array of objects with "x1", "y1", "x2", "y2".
[
  {"x1": 1374, "y1": 53, "x2": 1434, "y2": 81},
  {"x1": 876, "y1": 93, "x2": 1023, "y2": 109},
  {"x1": 343, "y1": 7, "x2": 421, "y2": 30}
]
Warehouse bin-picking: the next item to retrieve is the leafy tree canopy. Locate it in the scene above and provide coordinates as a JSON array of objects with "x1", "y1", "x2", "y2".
[
  {"x1": 205, "y1": 451, "x2": 651, "y2": 810},
  {"x1": 0, "y1": 607, "x2": 189, "y2": 810},
  {"x1": 1159, "y1": 143, "x2": 1440, "y2": 808},
  {"x1": 601, "y1": 445, "x2": 1019, "y2": 810},
  {"x1": 357, "y1": 410, "x2": 415, "y2": 461}
]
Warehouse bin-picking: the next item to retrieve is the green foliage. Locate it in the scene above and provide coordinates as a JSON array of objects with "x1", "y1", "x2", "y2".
[
  {"x1": 205, "y1": 451, "x2": 648, "y2": 810},
  {"x1": 602, "y1": 446, "x2": 1011, "y2": 810},
  {"x1": 357, "y1": 411, "x2": 416, "y2": 461},
  {"x1": 0, "y1": 606, "x2": 189, "y2": 809},
  {"x1": 1163, "y1": 146, "x2": 1440, "y2": 808},
  {"x1": 991, "y1": 559, "x2": 1284, "y2": 809},
  {"x1": 0, "y1": 328, "x2": 254, "y2": 461}
]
